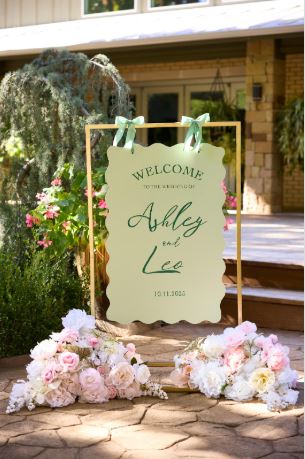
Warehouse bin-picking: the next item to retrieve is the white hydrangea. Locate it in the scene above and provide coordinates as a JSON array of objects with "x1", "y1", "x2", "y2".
[
  {"x1": 201, "y1": 334, "x2": 226, "y2": 360},
  {"x1": 277, "y1": 367, "x2": 298, "y2": 386},
  {"x1": 30, "y1": 339, "x2": 58, "y2": 361},
  {"x1": 26, "y1": 360, "x2": 47, "y2": 380},
  {"x1": 190, "y1": 361, "x2": 227, "y2": 398},
  {"x1": 62, "y1": 309, "x2": 95, "y2": 333},
  {"x1": 282, "y1": 389, "x2": 299, "y2": 406},
  {"x1": 224, "y1": 376, "x2": 255, "y2": 401},
  {"x1": 261, "y1": 391, "x2": 284, "y2": 411}
]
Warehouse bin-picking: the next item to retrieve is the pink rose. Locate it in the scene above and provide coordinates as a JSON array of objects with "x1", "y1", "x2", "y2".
[
  {"x1": 109, "y1": 362, "x2": 135, "y2": 390},
  {"x1": 237, "y1": 321, "x2": 257, "y2": 335},
  {"x1": 170, "y1": 368, "x2": 189, "y2": 387},
  {"x1": 97, "y1": 364, "x2": 109, "y2": 376},
  {"x1": 224, "y1": 328, "x2": 246, "y2": 348},
  {"x1": 106, "y1": 384, "x2": 117, "y2": 399},
  {"x1": 224, "y1": 347, "x2": 245, "y2": 373},
  {"x1": 88, "y1": 337, "x2": 99, "y2": 348},
  {"x1": 81, "y1": 386, "x2": 108, "y2": 404},
  {"x1": 267, "y1": 344, "x2": 289, "y2": 371},
  {"x1": 79, "y1": 368, "x2": 103, "y2": 392},
  {"x1": 58, "y1": 351, "x2": 79, "y2": 372},
  {"x1": 269, "y1": 334, "x2": 278, "y2": 344},
  {"x1": 45, "y1": 386, "x2": 75, "y2": 408},
  {"x1": 254, "y1": 336, "x2": 267, "y2": 349},
  {"x1": 118, "y1": 382, "x2": 142, "y2": 400},
  {"x1": 126, "y1": 343, "x2": 136, "y2": 353},
  {"x1": 42, "y1": 363, "x2": 58, "y2": 385},
  {"x1": 53, "y1": 328, "x2": 79, "y2": 344}
]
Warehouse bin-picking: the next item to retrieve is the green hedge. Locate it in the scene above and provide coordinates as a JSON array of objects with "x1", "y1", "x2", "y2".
[{"x1": 0, "y1": 249, "x2": 88, "y2": 358}]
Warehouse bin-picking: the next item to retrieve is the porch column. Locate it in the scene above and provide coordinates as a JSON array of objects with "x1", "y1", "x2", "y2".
[{"x1": 243, "y1": 38, "x2": 285, "y2": 214}]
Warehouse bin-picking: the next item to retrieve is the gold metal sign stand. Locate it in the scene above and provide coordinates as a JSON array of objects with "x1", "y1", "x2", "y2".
[{"x1": 85, "y1": 121, "x2": 242, "y2": 392}]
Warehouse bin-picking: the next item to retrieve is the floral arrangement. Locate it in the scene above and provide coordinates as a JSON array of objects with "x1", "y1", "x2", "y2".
[
  {"x1": 6, "y1": 309, "x2": 167, "y2": 413},
  {"x1": 25, "y1": 163, "x2": 108, "y2": 255},
  {"x1": 170, "y1": 321, "x2": 299, "y2": 411}
]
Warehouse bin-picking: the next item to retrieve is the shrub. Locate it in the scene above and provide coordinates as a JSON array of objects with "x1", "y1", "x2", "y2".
[{"x1": 0, "y1": 248, "x2": 88, "y2": 358}]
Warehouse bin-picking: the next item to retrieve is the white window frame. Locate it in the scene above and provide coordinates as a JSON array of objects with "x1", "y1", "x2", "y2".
[
  {"x1": 81, "y1": 0, "x2": 140, "y2": 18},
  {"x1": 144, "y1": 0, "x2": 211, "y2": 13}
]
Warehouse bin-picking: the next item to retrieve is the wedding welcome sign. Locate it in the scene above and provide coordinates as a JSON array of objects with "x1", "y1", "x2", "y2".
[{"x1": 105, "y1": 142, "x2": 226, "y2": 324}]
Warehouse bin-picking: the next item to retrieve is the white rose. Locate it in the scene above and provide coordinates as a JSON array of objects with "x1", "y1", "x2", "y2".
[
  {"x1": 249, "y1": 368, "x2": 276, "y2": 394},
  {"x1": 62, "y1": 309, "x2": 95, "y2": 332},
  {"x1": 224, "y1": 376, "x2": 255, "y2": 401},
  {"x1": 201, "y1": 335, "x2": 226, "y2": 359},
  {"x1": 30, "y1": 339, "x2": 58, "y2": 361},
  {"x1": 134, "y1": 364, "x2": 151, "y2": 384},
  {"x1": 190, "y1": 361, "x2": 227, "y2": 398},
  {"x1": 109, "y1": 362, "x2": 135, "y2": 389}
]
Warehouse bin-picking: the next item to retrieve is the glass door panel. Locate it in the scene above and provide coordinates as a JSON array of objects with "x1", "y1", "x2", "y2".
[{"x1": 143, "y1": 87, "x2": 184, "y2": 146}]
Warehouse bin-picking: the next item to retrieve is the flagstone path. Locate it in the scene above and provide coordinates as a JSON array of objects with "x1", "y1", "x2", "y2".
[{"x1": 0, "y1": 323, "x2": 303, "y2": 459}]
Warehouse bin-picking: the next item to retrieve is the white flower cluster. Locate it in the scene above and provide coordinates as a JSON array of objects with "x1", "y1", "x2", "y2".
[
  {"x1": 171, "y1": 321, "x2": 299, "y2": 411},
  {"x1": 6, "y1": 309, "x2": 164, "y2": 413}
]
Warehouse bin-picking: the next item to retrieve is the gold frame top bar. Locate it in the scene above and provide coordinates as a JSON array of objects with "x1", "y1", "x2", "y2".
[
  {"x1": 85, "y1": 121, "x2": 242, "y2": 324},
  {"x1": 86, "y1": 121, "x2": 240, "y2": 130}
]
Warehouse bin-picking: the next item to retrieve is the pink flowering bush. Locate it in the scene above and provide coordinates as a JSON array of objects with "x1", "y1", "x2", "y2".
[
  {"x1": 6, "y1": 309, "x2": 167, "y2": 413},
  {"x1": 25, "y1": 163, "x2": 108, "y2": 255},
  {"x1": 170, "y1": 321, "x2": 299, "y2": 411},
  {"x1": 221, "y1": 181, "x2": 237, "y2": 230}
]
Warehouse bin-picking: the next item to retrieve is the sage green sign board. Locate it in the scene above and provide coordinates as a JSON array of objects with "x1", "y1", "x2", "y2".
[{"x1": 105, "y1": 143, "x2": 226, "y2": 324}]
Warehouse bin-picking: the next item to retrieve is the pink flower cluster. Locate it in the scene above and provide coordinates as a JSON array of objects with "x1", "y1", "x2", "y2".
[
  {"x1": 25, "y1": 214, "x2": 40, "y2": 228},
  {"x1": 6, "y1": 309, "x2": 166, "y2": 413},
  {"x1": 37, "y1": 236, "x2": 53, "y2": 248},
  {"x1": 171, "y1": 321, "x2": 299, "y2": 411},
  {"x1": 44, "y1": 205, "x2": 60, "y2": 219},
  {"x1": 51, "y1": 178, "x2": 62, "y2": 187}
]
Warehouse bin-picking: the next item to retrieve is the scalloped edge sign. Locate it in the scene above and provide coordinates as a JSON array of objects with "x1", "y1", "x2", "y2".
[{"x1": 105, "y1": 143, "x2": 225, "y2": 324}]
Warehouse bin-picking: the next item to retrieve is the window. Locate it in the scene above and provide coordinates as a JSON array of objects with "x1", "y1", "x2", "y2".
[
  {"x1": 83, "y1": 0, "x2": 135, "y2": 15},
  {"x1": 150, "y1": 0, "x2": 208, "y2": 7}
]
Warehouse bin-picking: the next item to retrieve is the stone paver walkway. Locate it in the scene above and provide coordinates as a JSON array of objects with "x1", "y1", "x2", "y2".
[{"x1": 0, "y1": 323, "x2": 303, "y2": 459}]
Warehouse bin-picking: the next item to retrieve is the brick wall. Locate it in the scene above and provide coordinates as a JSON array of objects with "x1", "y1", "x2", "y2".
[
  {"x1": 283, "y1": 53, "x2": 304, "y2": 211},
  {"x1": 118, "y1": 58, "x2": 245, "y2": 82}
]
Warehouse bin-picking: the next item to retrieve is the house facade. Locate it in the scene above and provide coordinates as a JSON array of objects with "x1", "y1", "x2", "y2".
[{"x1": 0, "y1": 0, "x2": 303, "y2": 213}]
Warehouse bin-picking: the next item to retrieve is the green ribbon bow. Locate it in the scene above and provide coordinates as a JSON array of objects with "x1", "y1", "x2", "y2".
[
  {"x1": 181, "y1": 113, "x2": 210, "y2": 153},
  {"x1": 113, "y1": 116, "x2": 144, "y2": 153}
]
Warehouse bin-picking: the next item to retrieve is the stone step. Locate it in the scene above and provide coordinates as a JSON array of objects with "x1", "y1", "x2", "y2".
[
  {"x1": 224, "y1": 258, "x2": 304, "y2": 291},
  {"x1": 221, "y1": 286, "x2": 304, "y2": 331}
]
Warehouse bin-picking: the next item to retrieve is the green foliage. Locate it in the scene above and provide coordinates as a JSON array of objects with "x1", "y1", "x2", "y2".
[
  {"x1": 191, "y1": 99, "x2": 245, "y2": 164},
  {"x1": 0, "y1": 247, "x2": 88, "y2": 358},
  {"x1": 28, "y1": 163, "x2": 108, "y2": 255},
  {"x1": 276, "y1": 98, "x2": 304, "y2": 170},
  {"x1": 0, "y1": 48, "x2": 131, "y2": 206}
]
